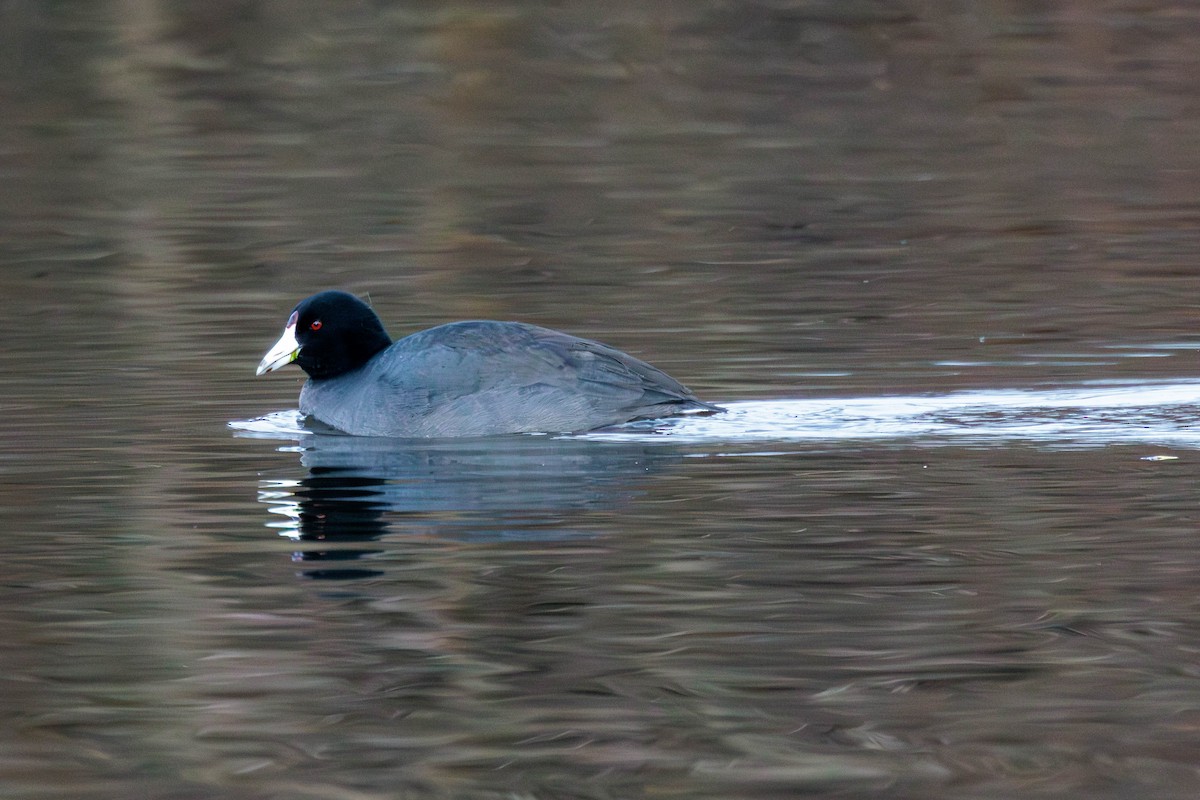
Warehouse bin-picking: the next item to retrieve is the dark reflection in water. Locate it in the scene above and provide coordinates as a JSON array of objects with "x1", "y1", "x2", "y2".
[
  {"x1": 283, "y1": 467, "x2": 389, "y2": 579},
  {"x1": 264, "y1": 434, "x2": 671, "y2": 578}
]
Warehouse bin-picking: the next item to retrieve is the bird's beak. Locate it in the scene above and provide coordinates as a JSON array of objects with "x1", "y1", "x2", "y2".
[{"x1": 256, "y1": 314, "x2": 300, "y2": 376}]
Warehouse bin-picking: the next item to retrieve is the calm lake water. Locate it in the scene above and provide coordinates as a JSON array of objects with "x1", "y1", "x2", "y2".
[{"x1": 4, "y1": 2, "x2": 1200, "y2": 798}]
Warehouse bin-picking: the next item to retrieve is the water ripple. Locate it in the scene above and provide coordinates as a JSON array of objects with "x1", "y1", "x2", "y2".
[{"x1": 231, "y1": 381, "x2": 1200, "y2": 450}]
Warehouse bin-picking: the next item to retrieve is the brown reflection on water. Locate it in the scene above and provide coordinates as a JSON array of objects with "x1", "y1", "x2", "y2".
[
  {"x1": 7, "y1": 1, "x2": 1200, "y2": 394},
  {"x1": 3, "y1": 2, "x2": 1200, "y2": 798}
]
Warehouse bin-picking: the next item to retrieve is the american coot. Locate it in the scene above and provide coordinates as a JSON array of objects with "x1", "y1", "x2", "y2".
[{"x1": 256, "y1": 291, "x2": 719, "y2": 437}]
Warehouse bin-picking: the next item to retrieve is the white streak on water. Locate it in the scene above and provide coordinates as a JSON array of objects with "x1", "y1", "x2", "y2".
[{"x1": 230, "y1": 380, "x2": 1200, "y2": 450}]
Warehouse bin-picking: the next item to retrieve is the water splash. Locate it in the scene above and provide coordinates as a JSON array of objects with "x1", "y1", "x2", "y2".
[{"x1": 230, "y1": 380, "x2": 1200, "y2": 450}]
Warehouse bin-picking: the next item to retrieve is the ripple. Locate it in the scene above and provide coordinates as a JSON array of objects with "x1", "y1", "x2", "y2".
[{"x1": 230, "y1": 380, "x2": 1200, "y2": 450}]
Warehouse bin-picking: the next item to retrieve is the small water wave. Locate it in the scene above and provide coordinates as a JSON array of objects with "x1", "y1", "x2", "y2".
[{"x1": 230, "y1": 380, "x2": 1200, "y2": 450}]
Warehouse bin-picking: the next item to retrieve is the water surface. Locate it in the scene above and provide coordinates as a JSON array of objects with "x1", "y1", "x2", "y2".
[{"x1": 4, "y1": 3, "x2": 1200, "y2": 799}]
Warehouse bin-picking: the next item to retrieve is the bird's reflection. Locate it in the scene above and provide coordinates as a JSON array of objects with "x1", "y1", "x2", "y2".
[
  {"x1": 258, "y1": 433, "x2": 676, "y2": 579},
  {"x1": 273, "y1": 467, "x2": 390, "y2": 580}
]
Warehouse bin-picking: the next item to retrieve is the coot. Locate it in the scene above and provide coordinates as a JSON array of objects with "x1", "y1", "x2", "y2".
[{"x1": 256, "y1": 291, "x2": 718, "y2": 437}]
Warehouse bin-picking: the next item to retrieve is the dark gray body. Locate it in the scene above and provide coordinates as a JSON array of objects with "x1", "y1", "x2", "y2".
[{"x1": 298, "y1": 321, "x2": 716, "y2": 437}]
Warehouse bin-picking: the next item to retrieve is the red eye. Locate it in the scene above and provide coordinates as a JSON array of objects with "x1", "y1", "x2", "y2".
[{"x1": 310, "y1": 320, "x2": 322, "y2": 331}]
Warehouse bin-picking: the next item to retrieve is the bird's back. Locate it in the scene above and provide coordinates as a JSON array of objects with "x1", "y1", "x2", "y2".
[{"x1": 299, "y1": 321, "x2": 715, "y2": 437}]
